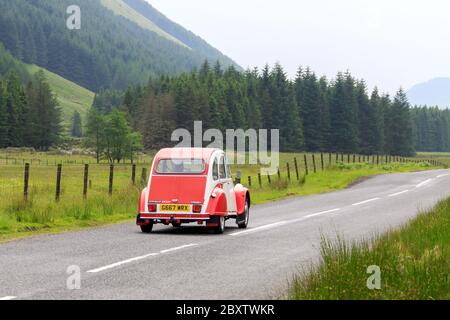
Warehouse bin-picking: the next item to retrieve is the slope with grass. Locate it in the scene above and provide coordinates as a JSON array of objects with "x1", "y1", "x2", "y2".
[
  {"x1": 289, "y1": 197, "x2": 450, "y2": 300},
  {"x1": 100, "y1": 0, "x2": 189, "y2": 48},
  {"x1": 25, "y1": 65, "x2": 95, "y2": 132}
]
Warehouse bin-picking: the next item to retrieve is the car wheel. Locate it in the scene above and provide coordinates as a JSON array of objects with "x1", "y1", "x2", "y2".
[
  {"x1": 237, "y1": 201, "x2": 250, "y2": 229},
  {"x1": 140, "y1": 222, "x2": 154, "y2": 233},
  {"x1": 213, "y1": 216, "x2": 225, "y2": 234}
]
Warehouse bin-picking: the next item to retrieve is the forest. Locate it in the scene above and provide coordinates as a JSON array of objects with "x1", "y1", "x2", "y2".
[
  {"x1": 0, "y1": 0, "x2": 237, "y2": 92},
  {"x1": 0, "y1": 71, "x2": 61, "y2": 150},
  {"x1": 91, "y1": 62, "x2": 450, "y2": 156},
  {"x1": 1, "y1": 61, "x2": 449, "y2": 157}
]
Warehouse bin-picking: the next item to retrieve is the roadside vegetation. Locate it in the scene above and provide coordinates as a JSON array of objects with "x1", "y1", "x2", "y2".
[
  {"x1": 288, "y1": 197, "x2": 450, "y2": 300},
  {"x1": 0, "y1": 150, "x2": 445, "y2": 241}
]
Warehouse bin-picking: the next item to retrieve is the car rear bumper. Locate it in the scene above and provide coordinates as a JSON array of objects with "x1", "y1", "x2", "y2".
[{"x1": 139, "y1": 213, "x2": 211, "y2": 220}]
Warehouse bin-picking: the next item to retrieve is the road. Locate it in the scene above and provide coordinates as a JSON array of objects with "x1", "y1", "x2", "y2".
[{"x1": 0, "y1": 169, "x2": 449, "y2": 300}]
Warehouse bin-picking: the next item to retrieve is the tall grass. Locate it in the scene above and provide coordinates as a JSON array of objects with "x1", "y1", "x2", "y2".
[{"x1": 289, "y1": 197, "x2": 450, "y2": 300}]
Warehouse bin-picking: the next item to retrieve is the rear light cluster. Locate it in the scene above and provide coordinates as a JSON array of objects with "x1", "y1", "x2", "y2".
[
  {"x1": 192, "y1": 204, "x2": 202, "y2": 213},
  {"x1": 148, "y1": 203, "x2": 157, "y2": 212}
]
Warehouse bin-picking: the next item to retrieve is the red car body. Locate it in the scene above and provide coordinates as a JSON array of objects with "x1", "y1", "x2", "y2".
[{"x1": 136, "y1": 148, "x2": 251, "y2": 233}]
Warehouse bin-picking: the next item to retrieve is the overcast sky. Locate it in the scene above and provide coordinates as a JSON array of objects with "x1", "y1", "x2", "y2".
[{"x1": 147, "y1": 0, "x2": 450, "y2": 95}]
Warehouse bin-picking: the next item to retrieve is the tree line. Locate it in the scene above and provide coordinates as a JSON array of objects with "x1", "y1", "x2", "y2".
[
  {"x1": 92, "y1": 62, "x2": 450, "y2": 156},
  {"x1": 0, "y1": 71, "x2": 61, "y2": 149}
]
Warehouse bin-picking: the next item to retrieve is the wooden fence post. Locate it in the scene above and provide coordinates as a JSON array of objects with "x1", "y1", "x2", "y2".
[
  {"x1": 277, "y1": 167, "x2": 281, "y2": 180},
  {"x1": 267, "y1": 173, "x2": 272, "y2": 184},
  {"x1": 304, "y1": 155, "x2": 309, "y2": 175},
  {"x1": 287, "y1": 163, "x2": 291, "y2": 181},
  {"x1": 258, "y1": 173, "x2": 262, "y2": 188},
  {"x1": 55, "y1": 164, "x2": 62, "y2": 202},
  {"x1": 109, "y1": 165, "x2": 114, "y2": 196},
  {"x1": 141, "y1": 168, "x2": 148, "y2": 186},
  {"x1": 321, "y1": 153, "x2": 324, "y2": 171},
  {"x1": 83, "y1": 164, "x2": 89, "y2": 199},
  {"x1": 312, "y1": 155, "x2": 317, "y2": 173},
  {"x1": 24, "y1": 163, "x2": 30, "y2": 201},
  {"x1": 132, "y1": 164, "x2": 136, "y2": 185},
  {"x1": 294, "y1": 158, "x2": 300, "y2": 180},
  {"x1": 248, "y1": 176, "x2": 252, "y2": 188}
]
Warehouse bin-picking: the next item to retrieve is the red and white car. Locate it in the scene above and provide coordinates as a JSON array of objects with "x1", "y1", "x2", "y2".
[{"x1": 136, "y1": 148, "x2": 250, "y2": 234}]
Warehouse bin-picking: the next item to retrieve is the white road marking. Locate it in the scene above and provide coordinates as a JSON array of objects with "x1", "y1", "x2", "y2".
[
  {"x1": 352, "y1": 198, "x2": 381, "y2": 206},
  {"x1": 416, "y1": 179, "x2": 432, "y2": 188},
  {"x1": 230, "y1": 208, "x2": 342, "y2": 237},
  {"x1": 87, "y1": 243, "x2": 199, "y2": 273},
  {"x1": 229, "y1": 221, "x2": 289, "y2": 236},
  {"x1": 388, "y1": 190, "x2": 409, "y2": 197},
  {"x1": 87, "y1": 253, "x2": 160, "y2": 273},
  {"x1": 304, "y1": 208, "x2": 341, "y2": 219},
  {"x1": 437, "y1": 174, "x2": 449, "y2": 178},
  {"x1": 160, "y1": 243, "x2": 198, "y2": 254},
  {"x1": 0, "y1": 296, "x2": 17, "y2": 300}
]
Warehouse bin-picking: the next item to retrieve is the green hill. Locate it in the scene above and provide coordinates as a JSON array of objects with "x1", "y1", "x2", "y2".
[
  {"x1": 0, "y1": 44, "x2": 94, "y2": 133},
  {"x1": 25, "y1": 65, "x2": 94, "y2": 132},
  {"x1": 100, "y1": 0, "x2": 189, "y2": 49},
  {"x1": 0, "y1": 0, "x2": 239, "y2": 92}
]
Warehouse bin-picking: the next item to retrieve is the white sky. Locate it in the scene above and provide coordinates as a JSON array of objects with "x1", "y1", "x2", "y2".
[{"x1": 147, "y1": 0, "x2": 450, "y2": 95}]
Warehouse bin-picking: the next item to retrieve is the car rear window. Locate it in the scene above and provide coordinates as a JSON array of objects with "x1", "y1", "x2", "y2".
[{"x1": 156, "y1": 159, "x2": 205, "y2": 174}]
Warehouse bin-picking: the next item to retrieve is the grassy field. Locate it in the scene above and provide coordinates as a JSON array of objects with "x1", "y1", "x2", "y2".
[
  {"x1": 100, "y1": 0, "x2": 189, "y2": 48},
  {"x1": 288, "y1": 197, "x2": 450, "y2": 300},
  {"x1": 0, "y1": 151, "x2": 446, "y2": 241},
  {"x1": 25, "y1": 65, "x2": 95, "y2": 132}
]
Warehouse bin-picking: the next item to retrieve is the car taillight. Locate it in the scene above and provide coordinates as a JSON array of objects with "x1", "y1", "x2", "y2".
[
  {"x1": 148, "y1": 203, "x2": 157, "y2": 212},
  {"x1": 192, "y1": 204, "x2": 202, "y2": 213}
]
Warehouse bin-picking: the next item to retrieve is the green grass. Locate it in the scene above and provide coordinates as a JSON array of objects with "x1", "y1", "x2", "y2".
[
  {"x1": 100, "y1": 0, "x2": 189, "y2": 49},
  {"x1": 0, "y1": 150, "x2": 442, "y2": 241},
  {"x1": 288, "y1": 197, "x2": 450, "y2": 300},
  {"x1": 25, "y1": 65, "x2": 95, "y2": 132}
]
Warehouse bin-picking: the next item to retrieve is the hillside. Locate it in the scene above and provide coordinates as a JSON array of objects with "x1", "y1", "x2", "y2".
[
  {"x1": 407, "y1": 78, "x2": 450, "y2": 109},
  {"x1": 25, "y1": 65, "x2": 94, "y2": 132},
  {"x1": 0, "y1": 0, "x2": 239, "y2": 92},
  {"x1": 1, "y1": 44, "x2": 93, "y2": 133}
]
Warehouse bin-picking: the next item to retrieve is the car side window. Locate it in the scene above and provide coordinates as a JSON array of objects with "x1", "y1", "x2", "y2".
[
  {"x1": 219, "y1": 156, "x2": 226, "y2": 180},
  {"x1": 212, "y1": 158, "x2": 219, "y2": 181},
  {"x1": 225, "y1": 156, "x2": 232, "y2": 179}
]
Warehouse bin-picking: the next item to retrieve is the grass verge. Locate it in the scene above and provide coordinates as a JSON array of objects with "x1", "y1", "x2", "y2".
[{"x1": 288, "y1": 197, "x2": 450, "y2": 300}]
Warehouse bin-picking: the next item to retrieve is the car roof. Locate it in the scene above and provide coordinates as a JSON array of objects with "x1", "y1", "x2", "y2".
[{"x1": 154, "y1": 148, "x2": 221, "y2": 162}]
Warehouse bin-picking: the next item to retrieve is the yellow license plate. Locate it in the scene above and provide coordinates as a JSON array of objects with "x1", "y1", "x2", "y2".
[{"x1": 159, "y1": 204, "x2": 192, "y2": 213}]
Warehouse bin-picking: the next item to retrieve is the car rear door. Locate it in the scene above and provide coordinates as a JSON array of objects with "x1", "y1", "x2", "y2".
[{"x1": 219, "y1": 154, "x2": 237, "y2": 213}]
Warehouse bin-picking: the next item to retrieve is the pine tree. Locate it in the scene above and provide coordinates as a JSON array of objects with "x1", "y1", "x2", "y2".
[
  {"x1": 31, "y1": 71, "x2": 61, "y2": 149},
  {"x1": 71, "y1": 111, "x2": 82, "y2": 138},
  {"x1": 390, "y1": 89, "x2": 414, "y2": 156},
  {"x1": 329, "y1": 72, "x2": 358, "y2": 153},
  {"x1": 296, "y1": 67, "x2": 322, "y2": 151}
]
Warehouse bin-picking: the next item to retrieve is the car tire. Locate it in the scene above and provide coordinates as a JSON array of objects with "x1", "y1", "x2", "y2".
[
  {"x1": 140, "y1": 222, "x2": 154, "y2": 233},
  {"x1": 172, "y1": 222, "x2": 182, "y2": 228},
  {"x1": 237, "y1": 201, "x2": 250, "y2": 229},
  {"x1": 213, "y1": 216, "x2": 225, "y2": 234}
]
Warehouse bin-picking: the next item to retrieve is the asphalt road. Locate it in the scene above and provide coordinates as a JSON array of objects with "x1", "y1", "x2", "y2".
[{"x1": 1, "y1": 169, "x2": 449, "y2": 300}]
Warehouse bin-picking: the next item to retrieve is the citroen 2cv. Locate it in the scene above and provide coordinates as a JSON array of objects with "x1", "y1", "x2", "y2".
[{"x1": 136, "y1": 148, "x2": 250, "y2": 234}]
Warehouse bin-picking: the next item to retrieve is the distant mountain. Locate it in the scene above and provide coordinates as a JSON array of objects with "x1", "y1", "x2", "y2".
[
  {"x1": 0, "y1": 0, "x2": 239, "y2": 92},
  {"x1": 407, "y1": 78, "x2": 450, "y2": 109}
]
